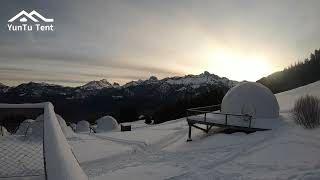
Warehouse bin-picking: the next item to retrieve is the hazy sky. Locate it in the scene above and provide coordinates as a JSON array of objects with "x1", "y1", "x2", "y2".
[{"x1": 1, "y1": 0, "x2": 319, "y2": 86}]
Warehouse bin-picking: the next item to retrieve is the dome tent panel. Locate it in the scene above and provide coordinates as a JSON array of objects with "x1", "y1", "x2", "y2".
[{"x1": 221, "y1": 82, "x2": 279, "y2": 128}]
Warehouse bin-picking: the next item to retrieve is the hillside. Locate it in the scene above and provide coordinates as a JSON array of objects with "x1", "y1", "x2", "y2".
[
  {"x1": 258, "y1": 49, "x2": 320, "y2": 93},
  {"x1": 66, "y1": 80, "x2": 320, "y2": 180},
  {"x1": 276, "y1": 80, "x2": 320, "y2": 112}
]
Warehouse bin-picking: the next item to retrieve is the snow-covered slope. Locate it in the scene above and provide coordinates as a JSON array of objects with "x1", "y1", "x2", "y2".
[
  {"x1": 7, "y1": 82, "x2": 72, "y2": 97},
  {"x1": 276, "y1": 80, "x2": 320, "y2": 112},
  {"x1": 68, "y1": 80, "x2": 320, "y2": 180}
]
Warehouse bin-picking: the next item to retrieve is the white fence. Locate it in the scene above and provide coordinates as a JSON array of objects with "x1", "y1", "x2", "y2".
[{"x1": 0, "y1": 102, "x2": 88, "y2": 180}]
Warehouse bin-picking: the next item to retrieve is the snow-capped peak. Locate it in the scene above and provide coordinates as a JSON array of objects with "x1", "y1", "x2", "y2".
[
  {"x1": 81, "y1": 79, "x2": 113, "y2": 90},
  {"x1": 123, "y1": 72, "x2": 237, "y2": 88},
  {"x1": 123, "y1": 79, "x2": 144, "y2": 88},
  {"x1": 0, "y1": 83, "x2": 7, "y2": 87},
  {"x1": 113, "y1": 82, "x2": 120, "y2": 88},
  {"x1": 164, "y1": 71, "x2": 237, "y2": 87},
  {"x1": 0, "y1": 83, "x2": 9, "y2": 92}
]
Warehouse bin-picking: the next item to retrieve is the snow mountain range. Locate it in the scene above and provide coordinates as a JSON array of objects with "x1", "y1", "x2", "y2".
[
  {"x1": 0, "y1": 72, "x2": 237, "y2": 123},
  {"x1": 0, "y1": 71, "x2": 237, "y2": 98}
]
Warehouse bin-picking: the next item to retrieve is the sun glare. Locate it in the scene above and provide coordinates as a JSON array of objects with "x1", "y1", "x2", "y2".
[{"x1": 207, "y1": 50, "x2": 272, "y2": 81}]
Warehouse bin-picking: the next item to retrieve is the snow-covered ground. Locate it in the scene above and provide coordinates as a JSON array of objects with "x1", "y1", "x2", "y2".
[{"x1": 68, "y1": 80, "x2": 320, "y2": 180}]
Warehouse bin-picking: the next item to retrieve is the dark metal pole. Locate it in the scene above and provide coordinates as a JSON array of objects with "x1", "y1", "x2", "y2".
[
  {"x1": 186, "y1": 110, "x2": 189, "y2": 121},
  {"x1": 43, "y1": 110, "x2": 48, "y2": 180},
  {"x1": 204, "y1": 112, "x2": 206, "y2": 122},
  {"x1": 225, "y1": 114, "x2": 228, "y2": 125},
  {"x1": 205, "y1": 113, "x2": 208, "y2": 132},
  {"x1": 187, "y1": 124, "x2": 192, "y2": 142}
]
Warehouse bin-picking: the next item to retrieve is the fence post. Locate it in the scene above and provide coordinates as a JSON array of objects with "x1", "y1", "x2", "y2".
[
  {"x1": 187, "y1": 124, "x2": 192, "y2": 142},
  {"x1": 204, "y1": 113, "x2": 209, "y2": 132},
  {"x1": 225, "y1": 114, "x2": 228, "y2": 125},
  {"x1": 0, "y1": 119, "x2": 2, "y2": 136},
  {"x1": 186, "y1": 110, "x2": 189, "y2": 121}
]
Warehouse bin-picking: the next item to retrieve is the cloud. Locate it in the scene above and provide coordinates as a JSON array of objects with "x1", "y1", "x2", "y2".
[{"x1": 1, "y1": 0, "x2": 320, "y2": 86}]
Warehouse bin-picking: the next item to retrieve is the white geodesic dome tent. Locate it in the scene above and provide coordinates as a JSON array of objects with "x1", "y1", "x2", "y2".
[
  {"x1": 76, "y1": 120, "x2": 90, "y2": 133},
  {"x1": 221, "y1": 82, "x2": 279, "y2": 119},
  {"x1": 96, "y1": 116, "x2": 119, "y2": 132}
]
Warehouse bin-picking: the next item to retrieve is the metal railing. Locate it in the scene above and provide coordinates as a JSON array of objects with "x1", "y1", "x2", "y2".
[{"x1": 186, "y1": 104, "x2": 253, "y2": 128}]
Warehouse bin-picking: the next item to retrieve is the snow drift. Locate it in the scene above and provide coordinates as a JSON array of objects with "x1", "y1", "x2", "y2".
[{"x1": 96, "y1": 116, "x2": 119, "y2": 132}]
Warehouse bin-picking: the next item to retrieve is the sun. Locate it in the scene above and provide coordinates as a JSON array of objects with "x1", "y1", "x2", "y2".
[{"x1": 206, "y1": 50, "x2": 272, "y2": 81}]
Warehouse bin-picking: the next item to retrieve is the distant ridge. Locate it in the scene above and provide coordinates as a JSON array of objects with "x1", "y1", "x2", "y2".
[
  {"x1": 258, "y1": 49, "x2": 320, "y2": 93},
  {"x1": 0, "y1": 71, "x2": 236, "y2": 123},
  {"x1": 1, "y1": 71, "x2": 237, "y2": 90}
]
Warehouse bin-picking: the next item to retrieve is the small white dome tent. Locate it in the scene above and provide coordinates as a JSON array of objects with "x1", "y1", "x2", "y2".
[
  {"x1": 16, "y1": 119, "x2": 34, "y2": 135},
  {"x1": 221, "y1": 82, "x2": 279, "y2": 128},
  {"x1": 96, "y1": 116, "x2": 119, "y2": 132},
  {"x1": 76, "y1": 120, "x2": 90, "y2": 133}
]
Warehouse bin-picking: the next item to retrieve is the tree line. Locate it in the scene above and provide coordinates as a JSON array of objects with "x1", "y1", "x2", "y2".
[{"x1": 258, "y1": 49, "x2": 320, "y2": 93}]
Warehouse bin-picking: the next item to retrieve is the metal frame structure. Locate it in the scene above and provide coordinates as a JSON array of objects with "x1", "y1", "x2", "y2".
[
  {"x1": 186, "y1": 104, "x2": 269, "y2": 141},
  {"x1": 0, "y1": 105, "x2": 46, "y2": 179},
  {"x1": 0, "y1": 103, "x2": 88, "y2": 180}
]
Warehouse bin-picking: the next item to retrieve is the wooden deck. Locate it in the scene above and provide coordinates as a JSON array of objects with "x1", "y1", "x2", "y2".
[{"x1": 186, "y1": 105, "x2": 270, "y2": 141}]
